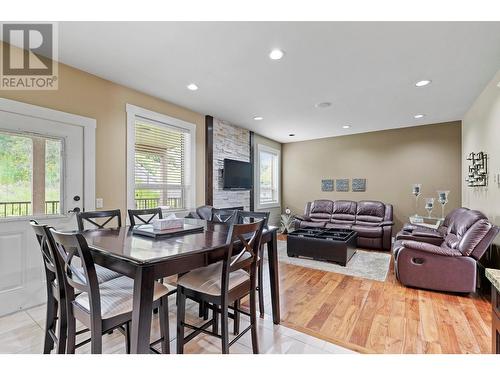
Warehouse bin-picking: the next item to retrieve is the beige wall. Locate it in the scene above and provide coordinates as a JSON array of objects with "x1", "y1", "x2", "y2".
[
  {"x1": 462, "y1": 68, "x2": 500, "y2": 238},
  {"x1": 0, "y1": 43, "x2": 205, "y2": 216},
  {"x1": 282, "y1": 122, "x2": 462, "y2": 231},
  {"x1": 254, "y1": 133, "x2": 282, "y2": 226}
]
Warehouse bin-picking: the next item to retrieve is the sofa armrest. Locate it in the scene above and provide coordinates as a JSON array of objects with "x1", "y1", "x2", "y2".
[
  {"x1": 402, "y1": 224, "x2": 417, "y2": 232},
  {"x1": 379, "y1": 220, "x2": 394, "y2": 227},
  {"x1": 411, "y1": 229, "x2": 443, "y2": 239},
  {"x1": 295, "y1": 215, "x2": 312, "y2": 222},
  {"x1": 401, "y1": 240, "x2": 462, "y2": 257}
]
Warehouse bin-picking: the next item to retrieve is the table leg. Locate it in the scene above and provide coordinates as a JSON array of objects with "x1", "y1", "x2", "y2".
[
  {"x1": 267, "y1": 231, "x2": 281, "y2": 324},
  {"x1": 130, "y1": 266, "x2": 155, "y2": 354}
]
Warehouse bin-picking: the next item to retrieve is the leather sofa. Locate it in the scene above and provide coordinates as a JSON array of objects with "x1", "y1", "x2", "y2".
[
  {"x1": 393, "y1": 207, "x2": 499, "y2": 293},
  {"x1": 294, "y1": 200, "x2": 394, "y2": 250}
]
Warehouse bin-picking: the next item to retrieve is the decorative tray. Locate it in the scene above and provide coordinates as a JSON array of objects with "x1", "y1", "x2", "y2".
[{"x1": 132, "y1": 223, "x2": 204, "y2": 238}]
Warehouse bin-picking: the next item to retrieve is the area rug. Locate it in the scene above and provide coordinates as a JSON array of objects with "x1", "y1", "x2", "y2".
[{"x1": 272, "y1": 240, "x2": 391, "y2": 282}]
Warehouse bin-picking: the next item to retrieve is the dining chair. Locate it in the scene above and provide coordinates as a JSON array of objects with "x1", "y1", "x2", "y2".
[
  {"x1": 50, "y1": 228, "x2": 173, "y2": 354},
  {"x1": 76, "y1": 209, "x2": 122, "y2": 231},
  {"x1": 176, "y1": 219, "x2": 265, "y2": 354},
  {"x1": 30, "y1": 221, "x2": 123, "y2": 354},
  {"x1": 211, "y1": 208, "x2": 238, "y2": 224},
  {"x1": 195, "y1": 205, "x2": 213, "y2": 220},
  {"x1": 30, "y1": 220, "x2": 68, "y2": 354},
  {"x1": 128, "y1": 207, "x2": 162, "y2": 226},
  {"x1": 236, "y1": 211, "x2": 270, "y2": 320}
]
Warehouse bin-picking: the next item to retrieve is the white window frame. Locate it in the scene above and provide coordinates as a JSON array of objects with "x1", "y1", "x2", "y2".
[
  {"x1": 126, "y1": 104, "x2": 196, "y2": 215},
  {"x1": 256, "y1": 143, "x2": 280, "y2": 209},
  {"x1": 0, "y1": 98, "x2": 96, "y2": 220}
]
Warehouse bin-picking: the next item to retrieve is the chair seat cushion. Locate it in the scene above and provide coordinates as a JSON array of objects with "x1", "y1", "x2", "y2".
[
  {"x1": 70, "y1": 258, "x2": 121, "y2": 284},
  {"x1": 74, "y1": 276, "x2": 172, "y2": 319},
  {"x1": 299, "y1": 221, "x2": 326, "y2": 229},
  {"x1": 325, "y1": 223, "x2": 352, "y2": 230},
  {"x1": 177, "y1": 261, "x2": 250, "y2": 296},
  {"x1": 352, "y1": 225, "x2": 382, "y2": 238},
  {"x1": 94, "y1": 264, "x2": 122, "y2": 283}
]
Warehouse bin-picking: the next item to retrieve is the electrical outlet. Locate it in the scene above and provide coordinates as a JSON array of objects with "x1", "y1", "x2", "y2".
[{"x1": 96, "y1": 198, "x2": 103, "y2": 209}]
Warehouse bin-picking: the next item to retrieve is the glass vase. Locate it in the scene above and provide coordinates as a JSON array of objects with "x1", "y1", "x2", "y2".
[
  {"x1": 412, "y1": 184, "x2": 422, "y2": 217},
  {"x1": 424, "y1": 197, "x2": 435, "y2": 219},
  {"x1": 437, "y1": 190, "x2": 449, "y2": 219}
]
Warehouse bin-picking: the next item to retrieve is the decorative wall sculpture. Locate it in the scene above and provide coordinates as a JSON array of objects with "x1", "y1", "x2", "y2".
[{"x1": 465, "y1": 151, "x2": 488, "y2": 187}]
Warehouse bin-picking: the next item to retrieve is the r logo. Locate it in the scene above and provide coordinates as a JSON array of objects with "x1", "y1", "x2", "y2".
[{"x1": 2, "y1": 23, "x2": 53, "y2": 76}]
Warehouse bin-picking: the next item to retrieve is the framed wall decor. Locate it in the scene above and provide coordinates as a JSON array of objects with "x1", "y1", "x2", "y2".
[
  {"x1": 352, "y1": 178, "x2": 367, "y2": 192},
  {"x1": 336, "y1": 178, "x2": 349, "y2": 192},
  {"x1": 321, "y1": 179, "x2": 334, "y2": 192}
]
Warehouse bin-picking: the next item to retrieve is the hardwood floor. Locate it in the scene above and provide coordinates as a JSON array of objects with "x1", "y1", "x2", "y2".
[{"x1": 270, "y1": 250, "x2": 492, "y2": 354}]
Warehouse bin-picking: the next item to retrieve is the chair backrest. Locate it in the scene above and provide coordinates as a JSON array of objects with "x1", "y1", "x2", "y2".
[
  {"x1": 221, "y1": 220, "x2": 265, "y2": 298},
  {"x1": 356, "y1": 200, "x2": 387, "y2": 225},
  {"x1": 211, "y1": 208, "x2": 238, "y2": 224},
  {"x1": 196, "y1": 205, "x2": 213, "y2": 220},
  {"x1": 30, "y1": 220, "x2": 64, "y2": 288},
  {"x1": 331, "y1": 200, "x2": 357, "y2": 224},
  {"x1": 49, "y1": 229, "x2": 102, "y2": 318},
  {"x1": 128, "y1": 207, "x2": 162, "y2": 226},
  {"x1": 237, "y1": 210, "x2": 269, "y2": 228},
  {"x1": 308, "y1": 200, "x2": 334, "y2": 221},
  {"x1": 76, "y1": 209, "x2": 122, "y2": 231}
]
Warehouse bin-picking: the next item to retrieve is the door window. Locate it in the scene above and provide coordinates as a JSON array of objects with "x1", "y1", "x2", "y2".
[{"x1": 0, "y1": 130, "x2": 63, "y2": 218}]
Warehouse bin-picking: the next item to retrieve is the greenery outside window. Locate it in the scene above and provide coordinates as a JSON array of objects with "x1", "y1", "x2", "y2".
[
  {"x1": 0, "y1": 130, "x2": 62, "y2": 218},
  {"x1": 134, "y1": 119, "x2": 188, "y2": 211},
  {"x1": 257, "y1": 144, "x2": 280, "y2": 208}
]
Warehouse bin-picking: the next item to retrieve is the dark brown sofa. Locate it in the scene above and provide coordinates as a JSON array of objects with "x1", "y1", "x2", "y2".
[
  {"x1": 294, "y1": 199, "x2": 394, "y2": 250},
  {"x1": 393, "y1": 207, "x2": 499, "y2": 293}
]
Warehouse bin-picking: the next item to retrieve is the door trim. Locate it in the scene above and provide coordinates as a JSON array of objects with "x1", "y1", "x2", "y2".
[{"x1": 0, "y1": 98, "x2": 96, "y2": 212}]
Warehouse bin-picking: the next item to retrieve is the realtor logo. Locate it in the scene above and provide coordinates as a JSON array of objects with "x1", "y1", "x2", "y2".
[{"x1": 1, "y1": 22, "x2": 58, "y2": 90}]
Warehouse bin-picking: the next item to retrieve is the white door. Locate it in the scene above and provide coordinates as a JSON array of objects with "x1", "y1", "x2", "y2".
[{"x1": 0, "y1": 101, "x2": 94, "y2": 316}]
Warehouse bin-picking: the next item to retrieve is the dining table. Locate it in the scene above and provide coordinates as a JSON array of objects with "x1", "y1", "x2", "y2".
[{"x1": 79, "y1": 218, "x2": 280, "y2": 354}]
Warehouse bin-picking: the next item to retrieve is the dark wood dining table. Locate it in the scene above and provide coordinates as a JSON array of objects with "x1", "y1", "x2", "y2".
[{"x1": 79, "y1": 218, "x2": 280, "y2": 354}]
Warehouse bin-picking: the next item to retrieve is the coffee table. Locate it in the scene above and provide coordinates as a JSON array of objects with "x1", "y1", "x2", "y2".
[{"x1": 287, "y1": 228, "x2": 357, "y2": 266}]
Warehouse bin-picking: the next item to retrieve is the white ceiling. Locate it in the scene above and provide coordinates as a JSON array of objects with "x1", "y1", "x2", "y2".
[{"x1": 53, "y1": 22, "x2": 500, "y2": 142}]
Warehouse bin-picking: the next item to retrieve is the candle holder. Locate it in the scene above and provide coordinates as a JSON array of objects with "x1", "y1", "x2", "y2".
[
  {"x1": 412, "y1": 184, "x2": 422, "y2": 217},
  {"x1": 424, "y1": 197, "x2": 435, "y2": 219},
  {"x1": 437, "y1": 190, "x2": 449, "y2": 219}
]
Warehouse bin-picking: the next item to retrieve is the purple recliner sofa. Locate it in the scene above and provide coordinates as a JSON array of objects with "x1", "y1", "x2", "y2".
[
  {"x1": 393, "y1": 207, "x2": 499, "y2": 293},
  {"x1": 294, "y1": 199, "x2": 394, "y2": 250}
]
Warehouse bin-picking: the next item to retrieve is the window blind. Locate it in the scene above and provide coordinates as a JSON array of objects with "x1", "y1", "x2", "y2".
[{"x1": 134, "y1": 117, "x2": 186, "y2": 210}]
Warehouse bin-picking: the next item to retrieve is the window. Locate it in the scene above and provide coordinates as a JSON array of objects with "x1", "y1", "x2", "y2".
[
  {"x1": 127, "y1": 105, "x2": 196, "y2": 212},
  {"x1": 257, "y1": 144, "x2": 280, "y2": 208},
  {"x1": 0, "y1": 130, "x2": 62, "y2": 218}
]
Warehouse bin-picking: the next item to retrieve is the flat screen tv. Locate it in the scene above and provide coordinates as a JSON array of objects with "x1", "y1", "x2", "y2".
[{"x1": 223, "y1": 158, "x2": 252, "y2": 190}]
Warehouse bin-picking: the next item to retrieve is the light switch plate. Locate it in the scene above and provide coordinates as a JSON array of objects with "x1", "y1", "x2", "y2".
[{"x1": 96, "y1": 198, "x2": 103, "y2": 209}]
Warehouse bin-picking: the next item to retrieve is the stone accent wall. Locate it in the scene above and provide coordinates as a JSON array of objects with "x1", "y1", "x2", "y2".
[{"x1": 213, "y1": 118, "x2": 251, "y2": 210}]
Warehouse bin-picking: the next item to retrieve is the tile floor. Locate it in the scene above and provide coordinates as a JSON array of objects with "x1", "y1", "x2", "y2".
[{"x1": 0, "y1": 298, "x2": 355, "y2": 354}]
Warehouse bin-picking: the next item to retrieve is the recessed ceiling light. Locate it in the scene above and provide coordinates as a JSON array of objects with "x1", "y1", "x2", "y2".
[
  {"x1": 342, "y1": 125, "x2": 351, "y2": 129},
  {"x1": 187, "y1": 83, "x2": 198, "y2": 91},
  {"x1": 253, "y1": 116, "x2": 264, "y2": 121},
  {"x1": 497, "y1": 81, "x2": 500, "y2": 88},
  {"x1": 315, "y1": 102, "x2": 332, "y2": 108},
  {"x1": 289, "y1": 133, "x2": 295, "y2": 137},
  {"x1": 269, "y1": 49, "x2": 285, "y2": 60},
  {"x1": 415, "y1": 80, "x2": 431, "y2": 87},
  {"x1": 414, "y1": 114, "x2": 425, "y2": 119}
]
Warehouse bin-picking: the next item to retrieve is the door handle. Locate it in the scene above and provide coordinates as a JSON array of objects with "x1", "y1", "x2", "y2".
[{"x1": 68, "y1": 207, "x2": 81, "y2": 213}]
